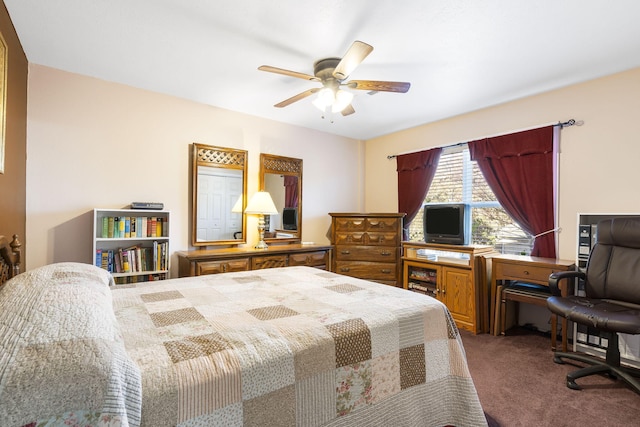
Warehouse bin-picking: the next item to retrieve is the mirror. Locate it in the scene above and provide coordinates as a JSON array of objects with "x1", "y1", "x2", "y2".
[
  {"x1": 259, "y1": 153, "x2": 302, "y2": 243},
  {"x1": 191, "y1": 143, "x2": 247, "y2": 246}
]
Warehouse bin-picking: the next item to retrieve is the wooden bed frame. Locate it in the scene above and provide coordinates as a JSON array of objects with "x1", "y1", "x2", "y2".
[{"x1": 0, "y1": 234, "x2": 21, "y2": 286}]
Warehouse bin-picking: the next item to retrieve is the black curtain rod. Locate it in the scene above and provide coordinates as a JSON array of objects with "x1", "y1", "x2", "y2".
[{"x1": 387, "y1": 118, "x2": 583, "y2": 159}]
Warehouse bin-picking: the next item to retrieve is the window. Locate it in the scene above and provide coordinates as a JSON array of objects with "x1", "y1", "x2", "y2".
[{"x1": 408, "y1": 144, "x2": 533, "y2": 255}]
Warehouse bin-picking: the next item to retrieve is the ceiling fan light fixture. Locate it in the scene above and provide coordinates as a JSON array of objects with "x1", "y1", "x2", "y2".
[
  {"x1": 312, "y1": 88, "x2": 353, "y2": 113},
  {"x1": 312, "y1": 87, "x2": 335, "y2": 111},
  {"x1": 332, "y1": 90, "x2": 353, "y2": 113}
]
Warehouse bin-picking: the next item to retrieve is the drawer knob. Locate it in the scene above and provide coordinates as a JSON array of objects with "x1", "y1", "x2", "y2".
[
  {"x1": 380, "y1": 250, "x2": 391, "y2": 256},
  {"x1": 341, "y1": 250, "x2": 351, "y2": 255},
  {"x1": 340, "y1": 267, "x2": 350, "y2": 272},
  {"x1": 524, "y1": 270, "x2": 530, "y2": 275},
  {"x1": 381, "y1": 269, "x2": 391, "y2": 274}
]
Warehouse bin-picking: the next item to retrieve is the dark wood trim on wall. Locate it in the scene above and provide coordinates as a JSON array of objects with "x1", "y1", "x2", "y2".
[{"x1": 0, "y1": 1, "x2": 28, "y2": 264}]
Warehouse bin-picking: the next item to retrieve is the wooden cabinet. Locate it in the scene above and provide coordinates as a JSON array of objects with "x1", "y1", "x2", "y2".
[
  {"x1": 176, "y1": 244, "x2": 332, "y2": 277},
  {"x1": 402, "y1": 242, "x2": 496, "y2": 334},
  {"x1": 330, "y1": 213, "x2": 405, "y2": 287}
]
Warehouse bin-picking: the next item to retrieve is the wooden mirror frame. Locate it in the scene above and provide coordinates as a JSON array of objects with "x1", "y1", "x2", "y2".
[
  {"x1": 190, "y1": 143, "x2": 247, "y2": 246},
  {"x1": 259, "y1": 153, "x2": 302, "y2": 244}
]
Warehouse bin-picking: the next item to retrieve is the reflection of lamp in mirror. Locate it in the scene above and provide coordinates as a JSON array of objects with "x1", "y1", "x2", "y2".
[
  {"x1": 231, "y1": 195, "x2": 243, "y2": 213},
  {"x1": 244, "y1": 191, "x2": 278, "y2": 249}
]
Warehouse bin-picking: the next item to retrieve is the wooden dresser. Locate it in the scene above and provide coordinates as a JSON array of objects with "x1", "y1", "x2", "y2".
[
  {"x1": 176, "y1": 244, "x2": 332, "y2": 277},
  {"x1": 329, "y1": 213, "x2": 405, "y2": 287}
]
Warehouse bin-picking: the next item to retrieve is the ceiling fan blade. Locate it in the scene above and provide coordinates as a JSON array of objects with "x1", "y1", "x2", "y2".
[
  {"x1": 341, "y1": 104, "x2": 355, "y2": 116},
  {"x1": 258, "y1": 65, "x2": 320, "y2": 81},
  {"x1": 274, "y1": 88, "x2": 320, "y2": 108},
  {"x1": 346, "y1": 80, "x2": 411, "y2": 93},
  {"x1": 333, "y1": 41, "x2": 373, "y2": 80}
]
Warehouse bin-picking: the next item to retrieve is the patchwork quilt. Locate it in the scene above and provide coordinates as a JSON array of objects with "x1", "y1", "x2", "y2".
[
  {"x1": 112, "y1": 266, "x2": 486, "y2": 426},
  {"x1": 0, "y1": 263, "x2": 487, "y2": 427}
]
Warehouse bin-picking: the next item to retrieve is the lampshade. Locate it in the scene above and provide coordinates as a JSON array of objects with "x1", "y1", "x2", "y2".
[
  {"x1": 244, "y1": 191, "x2": 278, "y2": 215},
  {"x1": 332, "y1": 90, "x2": 353, "y2": 113},
  {"x1": 231, "y1": 195, "x2": 243, "y2": 213},
  {"x1": 312, "y1": 88, "x2": 353, "y2": 113}
]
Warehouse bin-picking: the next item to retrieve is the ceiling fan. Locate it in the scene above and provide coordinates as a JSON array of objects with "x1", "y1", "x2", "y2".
[{"x1": 258, "y1": 41, "x2": 410, "y2": 116}]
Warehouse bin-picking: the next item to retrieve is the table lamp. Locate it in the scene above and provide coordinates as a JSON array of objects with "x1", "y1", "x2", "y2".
[{"x1": 244, "y1": 191, "x2": 278, "y2": 249}]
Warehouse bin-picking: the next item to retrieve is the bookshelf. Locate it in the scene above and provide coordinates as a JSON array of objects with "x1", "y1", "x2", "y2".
[
  {"x1": 93, "y1": 208, "x2": 170, "y2": 284},
  {"x1": 574, "y1": 213, "x2": 640, "y2": 367}
]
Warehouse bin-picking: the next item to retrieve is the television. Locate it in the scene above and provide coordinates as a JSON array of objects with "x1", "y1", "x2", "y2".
[
  {"x1": 282, "y1": 207, "x2": 298, "y2": 230},
  {"x1": 423, "y1": 203, "x2": 469, "y2": 245}
]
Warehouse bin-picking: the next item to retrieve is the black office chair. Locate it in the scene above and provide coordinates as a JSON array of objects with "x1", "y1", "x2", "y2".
[{"x1": 547, "y1": 217, "x2": 640, "y2": 393}]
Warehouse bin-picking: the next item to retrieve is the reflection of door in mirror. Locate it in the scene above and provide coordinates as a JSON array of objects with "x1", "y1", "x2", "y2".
[
  {"x1": 191, "y1": 143, "x2": 247, "y2": 247},
  {"x1": 196, "y1": 167, "x2": 243, "y2": 241}
]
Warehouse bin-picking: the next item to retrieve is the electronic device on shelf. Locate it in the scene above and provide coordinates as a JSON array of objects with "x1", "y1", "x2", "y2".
[
  {"x1": 282, "y1": 207, "x2": 298, "y2": 230},
  {"x1": 423, "y1": 203, "x2": 469, "y2": 245},
  {"x1": 131, "y1": 202, "x2": 164, "y2": 210}
]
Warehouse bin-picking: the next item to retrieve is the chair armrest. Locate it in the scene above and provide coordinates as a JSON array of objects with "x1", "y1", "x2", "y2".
[{"x1": 548, "y1": 270, "x2": 584, "y2": 296}]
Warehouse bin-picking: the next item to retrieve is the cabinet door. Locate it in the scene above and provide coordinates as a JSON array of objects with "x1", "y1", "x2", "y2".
[{"x1": 441, "y1": 267, "x2": 474, "y2": 327}]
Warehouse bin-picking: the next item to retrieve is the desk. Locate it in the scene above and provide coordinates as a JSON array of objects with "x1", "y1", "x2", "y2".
[{"x1": 490, "y1": 255, "x2": 575, "y2": 349}]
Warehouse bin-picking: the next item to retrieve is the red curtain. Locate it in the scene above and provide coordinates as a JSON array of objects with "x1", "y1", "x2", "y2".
[
  {"x1": 397, "y1": 148, "x2": 442, "y2": 240},
  {"x1": 468, "y1": 126, "x2": 556, "y2": 258},
  {"x1": 284, "y1": 176, "x2": 298, "y2": 208}
]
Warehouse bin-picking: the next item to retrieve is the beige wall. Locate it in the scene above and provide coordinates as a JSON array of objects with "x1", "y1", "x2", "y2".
[
  {"x1": 364, "y1": 67, "x2": 640, "y2": 260},
  {"x1": 26, "y1": 65, "x2": 364, "y2": 272},
  {"x1": 26, "y1": 64, "x2": 640, "y2": 271}
]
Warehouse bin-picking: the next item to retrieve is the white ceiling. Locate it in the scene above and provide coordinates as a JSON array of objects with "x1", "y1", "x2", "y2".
[{"x1": 5, "y1": 0, "x2": 640, "y2": 140}]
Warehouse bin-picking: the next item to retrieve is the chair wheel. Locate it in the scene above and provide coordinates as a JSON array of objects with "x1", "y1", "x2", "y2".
[{"x1": 566, "y1": 378, "x2": 582, "y2": 390}]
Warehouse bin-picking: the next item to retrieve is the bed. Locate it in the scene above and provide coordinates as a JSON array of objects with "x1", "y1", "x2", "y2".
[{"x1": 0, "y1": 255, "x2": 487, "y2": 426}]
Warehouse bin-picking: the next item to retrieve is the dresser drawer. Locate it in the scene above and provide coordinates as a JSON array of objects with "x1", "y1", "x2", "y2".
[
  {"x1": 196, "y1": 258, "x2": 250, "y2": 275},
  {"x1": 334, "y1": 232, "x2": 366, "y2": 245},
  {"x1": 366, "y1": 232, "x2": 399, "y2": 246},
  {"x1": 252, "y1": 255, "x2": 288, "y2": 270},
  {"x1": 496, "y1": 263, "x2": 566, "y2": 284},
  {"x1": 335, "y1": 261, "x2": 397, "y2": 281},
  {"x1": 289, "y1": 251, "x2": 329, "y2": 268},
  {"x1": 335, "y1": 246, "x2": 397, "y2": 262},
  {"x1": 334, "y1": 217, "x2": 366, "y2": 232},
  {"x1": 366, "y1": 217, "x2": 400, "y2": 231},
  {"x1": 334, "y1": 232, "x2": 399, "y2": 246}
]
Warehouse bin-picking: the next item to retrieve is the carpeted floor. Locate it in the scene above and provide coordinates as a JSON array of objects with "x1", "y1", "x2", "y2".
[{"x1": 460, "y1": 328, "x2": 640, "y2": 427}]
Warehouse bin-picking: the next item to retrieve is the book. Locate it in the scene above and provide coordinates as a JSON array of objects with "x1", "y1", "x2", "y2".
[
  {"x1": 129, "y1": 216, "x2": 136, "y2": 237},
  {"x1": 121, "y1": 249, "x2": 130, "y2": 273},
  {"x1": 118, "y1": 216, "x2": 125, "y2": 238},
  {"x1": 141, "y1": 217, "x2": 148, "y2": 238},
  {"x1": 150, "y1": 217, "x2": 157, "y2": 237},
  {"x1": 101, "y1": 217, "x2": 108, "y2": 238},
  {"x1": 124, "y1": 217, "x2": 131, "y2": 238},
  {"x1": 108, "y1": 217, "x2": 115, "y2": 238}
]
